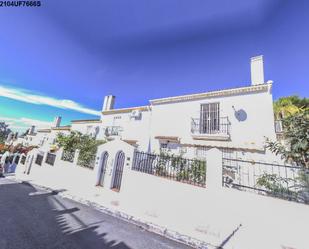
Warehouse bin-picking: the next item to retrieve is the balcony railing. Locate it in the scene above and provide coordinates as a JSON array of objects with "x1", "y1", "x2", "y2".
[
  {"x1": 191, "y1": 116, "x2": 230, "y2": 137},
  {"x1": 104, "y1": 126, "x2": 123, "y2": 137},
  {"x1": 274, "y1": 120, "x2": 283, "y2": 133}
]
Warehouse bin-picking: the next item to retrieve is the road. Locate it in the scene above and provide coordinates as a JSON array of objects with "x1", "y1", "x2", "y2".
[{"x1": 0, "y1": 178, "x2": 193, "y2": 249}]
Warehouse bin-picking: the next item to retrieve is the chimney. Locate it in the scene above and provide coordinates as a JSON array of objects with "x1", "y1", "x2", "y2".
[
  {"x1": 53, "y1": 116, "x2": 62, "y2": 128},
  {"x1": 102, "y1": 95, "x2": 115, "y2": 112},
  {"x1": 250, "y1": 55, "x2": 265, "y2": 85},
  {"x1": 29, "y1": 125, "x2": 35, "y2": 135}
]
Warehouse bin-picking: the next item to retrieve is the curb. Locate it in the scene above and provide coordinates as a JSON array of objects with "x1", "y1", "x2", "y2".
[{"x1": 13, "y1": 177, "x2": 212, "y2": 249}]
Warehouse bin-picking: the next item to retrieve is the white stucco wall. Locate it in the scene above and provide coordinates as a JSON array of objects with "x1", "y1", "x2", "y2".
[
  {"x1": 71, "y1": 122, "x2": 103, "y2": 138},
  {"x1": 101, "y1": 110, "x2": 152, "y2": 150},
  {"x1": 150, "y1": 85, "x2": 276, "y2": 154},
  {"x1": 99, "y1": 84, "x2": 277, "y2": 162},
  {"x1": 15, "y1": 142, "x2": 309, "y2": 249}
]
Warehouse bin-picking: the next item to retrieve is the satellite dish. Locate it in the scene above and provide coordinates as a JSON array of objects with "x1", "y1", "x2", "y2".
[{"x1": 232, "y1": 106, "x2": 247, "y2": 122}]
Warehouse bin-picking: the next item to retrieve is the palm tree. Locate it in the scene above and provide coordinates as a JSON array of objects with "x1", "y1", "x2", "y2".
[{"x1": 273, "y1": 97, "x2": 300, "y2": 120}]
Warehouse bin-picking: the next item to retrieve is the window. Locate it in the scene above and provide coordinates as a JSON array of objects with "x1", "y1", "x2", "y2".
[
  {"x1": 160, "y1": 143, "x2": 169, "y2": 153},
  {"x1": 160, "y1": 143, "x2": 168, "y2": 149},
  {"x1": 200, "y1": 102, "x2": 220, "y2": 134}
]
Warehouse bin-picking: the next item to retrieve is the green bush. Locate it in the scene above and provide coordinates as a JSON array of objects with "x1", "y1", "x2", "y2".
[{"x1": 56, "y1": 131, "x2": 105, "y2": 168}]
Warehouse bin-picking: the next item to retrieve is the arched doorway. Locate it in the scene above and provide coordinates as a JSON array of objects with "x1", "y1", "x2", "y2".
[
  {"x1": 97, "y1": 152, "x2": 108, "y2": 186},
  {"x1": 111, "y1": 151, "x2": 125, "y2": 191}
]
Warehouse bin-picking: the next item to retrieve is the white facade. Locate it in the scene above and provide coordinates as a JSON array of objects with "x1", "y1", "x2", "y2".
[
  {"x1": 19, "y1": 127, "x2": 71, "y2": 149},
  {"x1": 100, "y1": 84, "x2": 277, "y2": 160},
  {"x1": 98, "y1": 56, "x2": 278, "y2": 162},
  {"x1": 100, "y1": 106, "x2": 152, "y2": 149},
  {"x1": 18, "y1": 55, "x2": 278, "y2": 161},
  {"x1": 70, "y1": 119, "x2": 102, "y2": 139}
]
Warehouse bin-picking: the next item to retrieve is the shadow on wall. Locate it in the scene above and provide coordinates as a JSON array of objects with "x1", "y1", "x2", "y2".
[{"x1": 0, "y1": 180, "x2": 132, "y2": 249}]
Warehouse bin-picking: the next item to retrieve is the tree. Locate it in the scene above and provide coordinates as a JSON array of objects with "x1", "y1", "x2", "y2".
[
  {"x1": 56, "y1": 131, "x2": 83, "y2": 152},
  {"x1": 0, "y1": 144, "x2": 8, "y2": 154},
  {"x1": 0, "y1": 122, "x2": 11, "y2": 144},
  {"x1": 267, "y1": 109, "x2": 309, "y2": 168},
  {"x1": 77, "y1": 135, "x2": 105, "y2": 168},
  {"x1": 56, "y1": 131, "x2": 105, "y2": 168},
  {"x1": 273, "y1": 96, "x2": 309, "y2": 119}
]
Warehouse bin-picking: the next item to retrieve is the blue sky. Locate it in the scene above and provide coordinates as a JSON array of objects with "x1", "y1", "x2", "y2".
[{"x1": 0, "y1": 0, "x2": 308, "y2": 132}]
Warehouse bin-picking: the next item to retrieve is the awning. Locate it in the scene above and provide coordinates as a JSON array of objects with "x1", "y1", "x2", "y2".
[
  {"x1": 154, "y1": 136, "x2": 180, "y2": 143},
  {"x1": 122, "y1": 139, "x2": 138, "y2": 146}
]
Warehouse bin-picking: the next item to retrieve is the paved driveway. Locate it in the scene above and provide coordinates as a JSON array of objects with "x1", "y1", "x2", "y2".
[{"x1": 0, "y1": 178, "x2": 193, "y2": 249}]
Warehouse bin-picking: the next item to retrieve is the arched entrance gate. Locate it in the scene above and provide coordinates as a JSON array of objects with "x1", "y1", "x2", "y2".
[
  {"x1": 97, "y1": 152, "x2": 108, "y2": 186},
  {"x1": 111, "y1": 151, "x2": 125, "y2": 191}
]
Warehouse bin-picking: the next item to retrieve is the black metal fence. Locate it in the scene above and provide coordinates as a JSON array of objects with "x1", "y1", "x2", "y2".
[
  {"x1": 77, "y1": 158, "x2": 95, "y2": 169},
  {"x1": 132, "y1": 151, "x2": 206, "y2": 187},
  {"x1": 77, "y1": 152, "x2": 95, "y2": 169},
  {"x1": 61, "y1": 150, "x2": 75, "y2": 163},
  {"x1": 222, "y1": 157, "x2": 309, "y2": 204},
  {"x1": 20, "y1": 155, "x2": 26, "y2": 165},
  {"x1": 6, "y1": 156, "x2": 14, "y2": 164},
  {"x1": 35, "y1": 154, "x2": 44, "y2": 166},
  {"x1": 45, "y1": 153, "x2": 56, "y2": 166}
]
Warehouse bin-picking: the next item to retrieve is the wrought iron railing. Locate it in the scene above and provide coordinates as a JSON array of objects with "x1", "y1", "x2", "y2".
[
  {"x1": 20, "y1": 156, "x2": 26, "y2": 165},
  {"x1": 61, "y1": 150, "x2": 75, "y2": 163},
  {"x1": 222, "y1": 157, "x2": 309, "y2": 204},
  {"x1": 132, "y1": 151, "x2": 207, "y2": 187},
  {"x1": 14, "y1": 155, "x2": 20, "y2": 164},
  {"x1": 77, "y1": 159, "x2": 95, "y2": 169},
  {"x1": 104, "y1": 126, "x2": 123, "y2": 137},
  {"x1": 45, "y1": 153, "x2": 56, "y2": 166},
  {"x1": 191, "y1": 116, "x2": 230, "y2": 136},
  {"x1": 77, "y1": 152, "x2": 96, "y2": 169},
  {"x1": 274, "y1": 120, "x2": 283, "y2": 133}
]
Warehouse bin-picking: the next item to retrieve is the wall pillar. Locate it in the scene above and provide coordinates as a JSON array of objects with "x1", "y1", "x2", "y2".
[
  {"x1": 73, "y1": 149, "x2": 80, "y2": 166},
  {"x1": 206, "y1": 148, "x2": 223, "y2": 191},
  {"x1": 42, "y1": 151, "x2": 48, "y2": 166}
]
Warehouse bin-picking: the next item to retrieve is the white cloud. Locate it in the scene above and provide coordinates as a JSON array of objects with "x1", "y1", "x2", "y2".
[
  {"x1": 0, "y1": 116, "x2": 52, "y2": 132},
  {"x1": 0, "y1": 85, "x2": 100, "y2": 116},
  {"x1": 20, "y1": 117, "x2": 52, "y2": 128}
]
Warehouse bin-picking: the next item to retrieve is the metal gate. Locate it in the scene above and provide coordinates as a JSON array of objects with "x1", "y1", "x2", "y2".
[
  {"x1": 111, "y1": 151, "x2": 125, "y2": 191},
  {"x1": 98, "y1": 152, "x2": 108, "y2": 186}
]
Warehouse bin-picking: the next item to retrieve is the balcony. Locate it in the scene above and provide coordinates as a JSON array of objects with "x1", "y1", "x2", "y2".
[
  {"x1": 191, "y1": 116, "x2": 230, "y2": 141},
  {"x1": 104, "y1": 126, "x2": 123, "y2": 137},
  {"x1": 274, "y1": 120, "x2": 283, "y2": 133}
]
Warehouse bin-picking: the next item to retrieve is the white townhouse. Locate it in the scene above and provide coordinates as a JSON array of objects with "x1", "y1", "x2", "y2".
[
  {"x1": 99, "y1": 56, "x2": 278, "y2": 161},
  {"x1": 14, "y1": 117, "x2": 103, "y2": 149},
  {"x1": 14, "y1": 117, "x2": 71, "y2": 149},
  {"x1": 16, "y1": 55, "x2": 279, "y2": 162},
  {"x1": 70, "y1": 119, "x2": 102, "y2": 138}
]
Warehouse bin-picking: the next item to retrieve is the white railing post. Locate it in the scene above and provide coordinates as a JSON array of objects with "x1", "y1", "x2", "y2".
[{"x1": 206, "y1": 148, "x2": 223, "y2": 191}]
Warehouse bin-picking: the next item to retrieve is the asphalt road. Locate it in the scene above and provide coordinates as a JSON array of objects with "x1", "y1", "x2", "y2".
[{"x1": 0, "y1": 178, "x2": 193, "y2": 249}]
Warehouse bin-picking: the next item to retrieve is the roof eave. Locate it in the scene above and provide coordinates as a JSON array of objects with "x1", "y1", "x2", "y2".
[{"x1": 150, "y1": 83, "x2": 272, "y2": 105}]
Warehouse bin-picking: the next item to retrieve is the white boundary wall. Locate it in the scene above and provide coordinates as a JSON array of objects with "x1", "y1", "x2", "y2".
[{"x1": 15, "y1": 140, "x2": 309, "y2": 249}]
